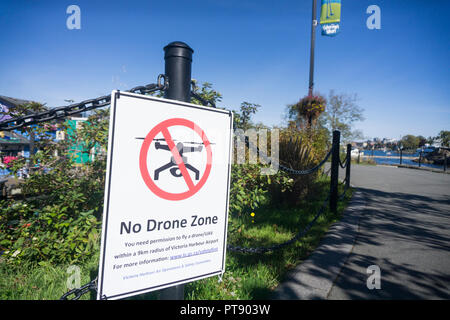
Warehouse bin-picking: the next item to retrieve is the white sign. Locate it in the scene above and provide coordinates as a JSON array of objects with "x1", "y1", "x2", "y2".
[{"x1": 97, "y1": 91, "x2": 233, "y2": 300}]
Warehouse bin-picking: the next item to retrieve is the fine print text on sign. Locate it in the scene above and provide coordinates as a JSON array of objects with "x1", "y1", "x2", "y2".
[{"x1": 97, "y1": 91, "x2": 233, "y2": 300}]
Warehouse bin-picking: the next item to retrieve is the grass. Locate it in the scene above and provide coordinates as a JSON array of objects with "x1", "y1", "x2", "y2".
[
  {"x1": 0, "y1": 176, "x2": 352, "y2": 300},
  {"x1": 184, "y1": 176, "x2": 352, "y2": 300},
  {"x1": 0, "y1": 255, "x2": 99, "y2": 300}
]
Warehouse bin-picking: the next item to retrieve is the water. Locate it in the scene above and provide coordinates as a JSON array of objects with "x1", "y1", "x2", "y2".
[
  {"x1": 1, "y1": 151, "x2": 446, "y2": 178},
  {"x1": 361, "y1": 150, "x2": 445, "y2": 170}
]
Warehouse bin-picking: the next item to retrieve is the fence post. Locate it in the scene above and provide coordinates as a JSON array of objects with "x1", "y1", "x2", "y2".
[
  {"x1": 163, "y1": 41, "x2": 193, "y2": 102},
  {"x1": 400, "y1": 148, "x2": 403, "y2": 165},
  {"x1": 345, "y1": 144, "x2": 351, "y2": 190},
  {"x1": 419, "y1": 151, "x2": 422, "y2": 167},
  {"x1": 444, "y1": 154, "x2": 447, "y2": 172},
  {"x1": 330, "y1": 130, "x2": 340, "y2": 213},
  {"x1": 159, "y1": 41, "x2": 194, "y2": 300}
]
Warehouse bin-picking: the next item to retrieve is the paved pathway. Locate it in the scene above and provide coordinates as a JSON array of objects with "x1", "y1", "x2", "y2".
[{"x1": 275, "y1": 165, "x2": 450, "y2": 299}]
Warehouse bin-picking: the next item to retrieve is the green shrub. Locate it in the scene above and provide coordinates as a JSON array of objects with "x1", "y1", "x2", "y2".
[
  {"x1": 0, "y1": 108, "x2": 108, "y2": 266},
  {"x1": 0, "y1": 199, "x2": 100, "y2": 265},
  {"x1": 277, "y1": 130, "x2": 317, "y2": 205},
  {"x1": 229, "y1": 164, "x2": 269, "y2": 215}
]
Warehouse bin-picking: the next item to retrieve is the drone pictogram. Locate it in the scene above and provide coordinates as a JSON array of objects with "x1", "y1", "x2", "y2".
[
  {"x1": 152, "y1": 138, "x2": 206, "y2": 180},
  {"x1": 138, "y1": 118, "x2": 213, "y2": 201},
  {"x1": 136, "y1": 137, "x2": 214, "y2": 181}
]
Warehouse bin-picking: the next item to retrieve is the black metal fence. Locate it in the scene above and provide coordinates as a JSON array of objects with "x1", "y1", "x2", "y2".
[
  {"x1": 361, "y1": 147, "x2": 448, "y2": 173},
  {"x1": 227, "y1": 130, "x2": 351, "y2": 254}
]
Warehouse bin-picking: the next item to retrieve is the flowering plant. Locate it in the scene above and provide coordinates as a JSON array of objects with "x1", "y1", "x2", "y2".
[
  {"x1": 3, "y1": 156, "x2": 18, "y2": 167},
  {"x1": 296, "y1": 95, "x2": 326, "y2": 119}
]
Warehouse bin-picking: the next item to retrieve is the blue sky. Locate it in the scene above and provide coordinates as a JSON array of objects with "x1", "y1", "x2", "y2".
[{"x1": 0, "y1": 0, "x2": 449, "y2": 140}]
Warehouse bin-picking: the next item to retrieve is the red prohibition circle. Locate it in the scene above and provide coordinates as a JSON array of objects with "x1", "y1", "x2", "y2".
[{"x1": 139, "y1": 118, "x2": 212, "y2": 201}]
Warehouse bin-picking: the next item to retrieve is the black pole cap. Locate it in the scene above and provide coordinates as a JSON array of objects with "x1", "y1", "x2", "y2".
[
  {"x1": 163, "y1": 41, "x2": 193, "y2": 102},
  {"x1": 163, "y1": 41, "x2": 194, "y2": 61}
]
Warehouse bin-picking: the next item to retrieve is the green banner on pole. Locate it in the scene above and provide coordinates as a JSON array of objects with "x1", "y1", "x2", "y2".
[{"x1": 320, "y1": 0, "x2": 341, "y2": 36}]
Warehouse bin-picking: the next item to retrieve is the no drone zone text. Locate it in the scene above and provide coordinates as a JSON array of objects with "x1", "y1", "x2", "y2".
[{"x1": 119, "y1": 215, "x2": 219, "y2": 235}]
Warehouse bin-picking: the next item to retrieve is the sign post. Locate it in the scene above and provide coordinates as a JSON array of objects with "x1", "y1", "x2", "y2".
[
  {"x1": 160, "y1": 41, "x2": 194, "y2": 300},
  {"x1": 96, "y1": 43, "x2": 233, "y2": 300}
]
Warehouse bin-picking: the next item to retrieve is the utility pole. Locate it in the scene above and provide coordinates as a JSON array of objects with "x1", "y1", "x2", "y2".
[{"x1": 308, "y1": 0, "x2": 318, "y2": 97}]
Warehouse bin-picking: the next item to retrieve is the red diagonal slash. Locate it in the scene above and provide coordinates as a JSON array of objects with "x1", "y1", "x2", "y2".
[
  {"x1": 140, "y1": 118, "x2": 212, "y2": 201},
  {"x1": 160, "y1": 127, "x2": 195, "y2": 191}
]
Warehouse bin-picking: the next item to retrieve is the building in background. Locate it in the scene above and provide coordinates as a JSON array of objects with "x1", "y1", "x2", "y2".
[
  {"x1": 1, "y1": 95, "x2": 100, "y2": 180},
  {"x1": 0, "y1": 95, "x2": 38, "y2": 159},
  {"x1": 0, "y1": 95, "x2": 34, "y2": 122},
  {"x1": 66, "y1": 117, "x2": 91, "y2": 164}
]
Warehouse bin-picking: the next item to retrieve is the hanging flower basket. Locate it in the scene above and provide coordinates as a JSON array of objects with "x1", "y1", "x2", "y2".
[{"x1": 296, "y1": 95, "x2": 326, "y2": 120}]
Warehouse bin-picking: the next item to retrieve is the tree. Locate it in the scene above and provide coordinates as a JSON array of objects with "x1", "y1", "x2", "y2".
[
  {"x1": 190, "y1": 82, "x2": 261, "y2": 131},
  {"x1": 417, "y1": 135, "x2": 427, "y2": 148},
  {"x1": 401, "y1": 134, "x2": 420, "y2": 150},
  {"x1": 233, "y1": 102, "x2": 261, "y2": 131},
  {"x1": 438, "y1": 130, "x2": 450, "y2": 147},
  {"x1": 320, "y1": 90, "x2": 365, "y2": 142},
  {"x1": 190, "y1": 80, "x2": 223, "y2": 107}
]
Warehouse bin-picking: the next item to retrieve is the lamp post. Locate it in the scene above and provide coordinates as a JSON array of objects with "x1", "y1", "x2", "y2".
[{"x1": 308, "y1": 0, "x2": 318, "y2": 97}]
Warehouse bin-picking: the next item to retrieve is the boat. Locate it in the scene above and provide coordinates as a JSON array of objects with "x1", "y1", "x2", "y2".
[{"x1": 350, "y1": 148, "x2": 360, "y2": 158}]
